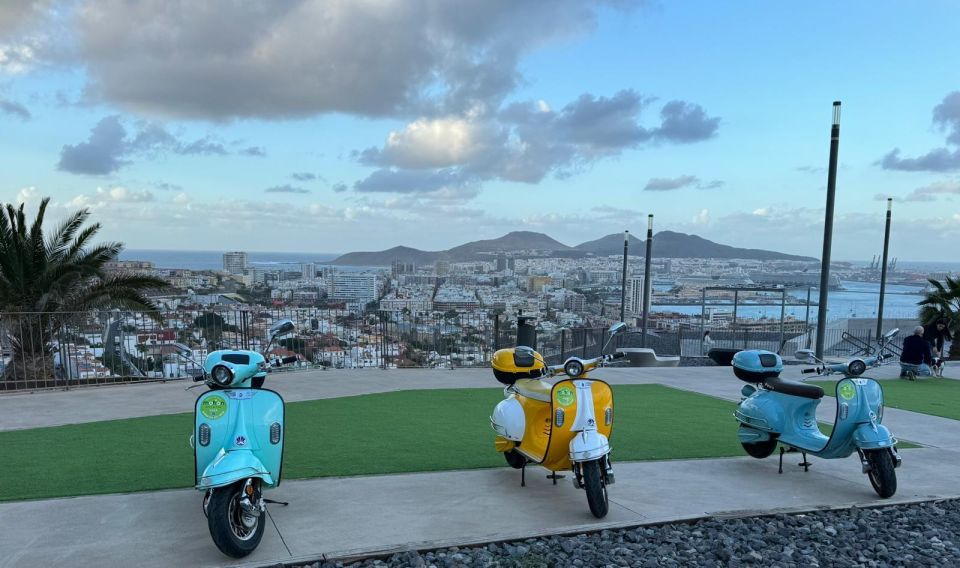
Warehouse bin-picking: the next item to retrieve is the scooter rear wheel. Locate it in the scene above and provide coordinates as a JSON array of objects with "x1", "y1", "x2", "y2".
[
  {"x1": 865, "y1": 449, "x2": 897, "y2": 498},
  {"x1": 740, "y1": 427, "x2": 778, "y2": 459},
  {"x1": 207, "y1": 482, "x2": 265, "y2": 558},
  {"x1": 504, "y1": 449, "x2": 527, "y2": 469},
  {"x1": 581, "y1": 459, "x2": 609, "y2": 519}
]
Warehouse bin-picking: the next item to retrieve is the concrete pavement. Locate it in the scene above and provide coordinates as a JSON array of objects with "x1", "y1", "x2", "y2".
[
  {"x1": 2, "y1": 448, "x2": 958, "y2": 568},
  {"x1": 2, "y1": 364, "x2": 959, "y2": 567}
]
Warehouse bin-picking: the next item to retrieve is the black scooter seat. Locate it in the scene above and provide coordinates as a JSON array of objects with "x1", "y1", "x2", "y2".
[{"x1": 763, "y1": 377, "x2": 824, "y2": 400}]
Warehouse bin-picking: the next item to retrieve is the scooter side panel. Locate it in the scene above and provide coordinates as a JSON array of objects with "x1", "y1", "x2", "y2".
[
  {"x1": 194, "y1": 388, "x2": 285, "y2": 488},
  {"x1": 739, "y1": 390, "x2": 830, "y2": 452},
  {"x1": 822, "y1": 378, "x2": 893, "y2": 456},
  {"x1": 515, "y1": 395, "x2": 552, "y2": 464}
]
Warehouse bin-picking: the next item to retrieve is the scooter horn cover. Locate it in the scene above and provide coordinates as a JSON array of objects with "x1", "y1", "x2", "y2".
[{"x1": 732, "y1": 350, "x2": 783, "y2": 383}]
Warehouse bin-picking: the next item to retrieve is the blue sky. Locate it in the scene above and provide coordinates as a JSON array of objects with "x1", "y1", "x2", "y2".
[{"x1": 1, "y1": 1, "x2": 959, "y2": 260}]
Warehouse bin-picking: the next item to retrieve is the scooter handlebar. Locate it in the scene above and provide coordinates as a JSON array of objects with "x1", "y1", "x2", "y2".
[
  {"x1": 801, "y1": 368, "x2": 818, "y2": 374},
  {"x1": 611, "y1": 351, "x2": 626, "y2": 359}
]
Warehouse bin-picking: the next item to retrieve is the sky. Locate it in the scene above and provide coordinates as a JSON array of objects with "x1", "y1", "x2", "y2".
[{"x1": 1, "y1": 0, "x2": 959, "y2": 261}]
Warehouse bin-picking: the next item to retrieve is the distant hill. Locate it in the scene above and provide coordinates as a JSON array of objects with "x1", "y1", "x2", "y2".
[
  {"x1": 574, "y1": 231, "x2": 817, "y2": 262},
  {"x1": 330, "y1": 230, "x2": 816, "y2": 266}
]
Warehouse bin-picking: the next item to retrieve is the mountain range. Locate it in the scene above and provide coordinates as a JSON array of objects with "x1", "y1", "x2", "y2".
[{"x1": 331, "y1": 231, "x2": 816, "y2": 266}]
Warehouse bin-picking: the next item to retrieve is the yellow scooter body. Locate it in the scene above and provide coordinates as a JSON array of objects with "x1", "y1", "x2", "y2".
[{"x1": 512, "y1": 375, "x2": 613, "y2": 472}]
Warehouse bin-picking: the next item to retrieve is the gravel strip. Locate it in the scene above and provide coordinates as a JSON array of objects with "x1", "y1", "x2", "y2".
[{"x1": 292, "y1": 499, "x2": 960, "y2": 568}]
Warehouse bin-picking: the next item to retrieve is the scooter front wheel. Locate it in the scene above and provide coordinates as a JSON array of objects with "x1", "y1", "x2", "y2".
[
  {"x1": 207, "y1": 482, "x2": 265, "y2": 558},
  {"x1": 865, "y1": 449, "x2": 897, "y2": 498},
  {"x1": 581, "y1": 459, "x2": 609, "y2": 518}
]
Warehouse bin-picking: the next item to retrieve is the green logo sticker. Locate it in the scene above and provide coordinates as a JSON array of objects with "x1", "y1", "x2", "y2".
[
  {"x1": 201, "y1": 395, "x2": 228, "y2": 420},
  {"x1": 838, "y1": 383, "x2": 856, "y2": 400},
  {"x1": 556, "y1": 386, "x2": 575, "y2": 407}
]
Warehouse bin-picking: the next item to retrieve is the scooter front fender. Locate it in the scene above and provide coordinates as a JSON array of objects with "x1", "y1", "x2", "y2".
[
  {"x1": 853, "y1": 422, "x2": 895, "y2": 450},
  {"x1": 569, "y1": 430, "x2": 610, "y2": 462},
  {"x1": 198, "y1": 449, "x2": 275, "y2": 490}
]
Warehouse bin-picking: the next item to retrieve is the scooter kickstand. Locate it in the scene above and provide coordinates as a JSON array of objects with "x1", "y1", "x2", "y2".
[
  {"x1": 546, "y1": 471, "x2": 565, "y2": 485},
  {"x1": 798, "y1": 452, "x2": 811, "y2": 472},
  {"x1": 263, "y1": 498, "x2": 289, "y2": 506},
  {"x1": 521, "y1": 463, "x2": 526, "y2": 487},
  {"x1": 778, "y1": 446, "x2": 784, "y2": 474}
]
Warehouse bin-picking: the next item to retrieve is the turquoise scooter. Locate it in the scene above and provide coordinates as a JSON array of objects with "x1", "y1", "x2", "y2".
[
  {"x1": 186, "y1": 319, "x2": 298, "y2": 558},
  {"x1": 733, "y1": 329, "x2": 902, "y2": 498}
]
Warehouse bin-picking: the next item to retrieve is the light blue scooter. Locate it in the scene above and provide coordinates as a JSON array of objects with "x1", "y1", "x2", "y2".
[
  {"x1": 733, "y1": 330, "x2": 902, "y2": 498},
  {"x1": 187, "y1": 319, "x2": 298, "y2": 558}
]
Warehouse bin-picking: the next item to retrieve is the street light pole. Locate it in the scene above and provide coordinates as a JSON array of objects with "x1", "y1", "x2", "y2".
[
  {"x1": 877, "y1": 198, "x2": 893, "y2": 340},
  {"x1": 641, "y1": 215, "x2": 653, "y2": 347},
  {"x1": 619, "y1": 230, "x2": 629, "y2": 322},
  {"x1": 815, "y1": 101, "x2": 842, "y2": 359}
]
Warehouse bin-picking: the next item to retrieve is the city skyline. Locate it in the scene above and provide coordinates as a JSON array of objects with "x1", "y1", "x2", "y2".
[{"x1": 2, "y1": 1, "x2": 960, "y2": 260}]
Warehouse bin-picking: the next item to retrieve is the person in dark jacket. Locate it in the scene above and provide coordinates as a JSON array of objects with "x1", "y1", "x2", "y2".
[
  {"x1": 923, "y1": 318, "x2": 953, "y2": 356},
  {"x1": 901, "y1": 325, "x2": 933, "y2": 378}
]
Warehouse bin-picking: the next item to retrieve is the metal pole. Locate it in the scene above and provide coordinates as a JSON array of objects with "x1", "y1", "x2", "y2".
[
  {"x1": 641, "y1": 215, "x2": 653, "y2": 347},
  {"x1": 816, "y1": 101, "x2": 842, "y2": 359},
  {"x1": 620, "y1": 230, "x2": 629, "y2": 323},
  {"x1": 700, "y1": 288, "x2": 706, "y2": 354},
  {"x1": 804, "y1": 286, "x2": 812, "y2": 348},
  {"x1": 779, "y1": 290, "x2": 786, "y2": 353},
  {"x1": 876, "y1": 198, "x2": 892, "y2": 340}
]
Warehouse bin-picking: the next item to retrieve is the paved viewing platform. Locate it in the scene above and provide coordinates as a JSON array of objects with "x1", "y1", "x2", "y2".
[{"x1": 2, "y1": 366, "x2": 958, "y2": 568}]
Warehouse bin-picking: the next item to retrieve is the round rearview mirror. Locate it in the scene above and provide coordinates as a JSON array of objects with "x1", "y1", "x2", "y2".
[
  {"x1": 270, "y1": 319, "x2": 295, "y2": 337},
  {"x1": 564, "y1": 359, "x2": 585, "y2": 378},
  {"x1": 608, "y1": 322, "x2": 627, "y2": 335}
]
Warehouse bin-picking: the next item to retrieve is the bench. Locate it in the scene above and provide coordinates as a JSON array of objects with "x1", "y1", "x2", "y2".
[{"x1": 617, "y1": 348, "x2": 680, "y2": 367}]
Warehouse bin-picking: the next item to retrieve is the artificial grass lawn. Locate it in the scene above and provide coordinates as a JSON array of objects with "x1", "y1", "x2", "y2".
[
  {"x1": 1, "y1": 385, "x2": 748, "y2": 502},
  {"x1": 810, "y1": 377, "x2": 960, "y2": 421}
]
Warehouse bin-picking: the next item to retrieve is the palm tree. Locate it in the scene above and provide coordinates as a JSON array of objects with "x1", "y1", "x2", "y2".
[
  {"x1": 1, "y1": 198, "x2": 169, "y2": 383},
  {"x1": 918, "y1": 277, "x2": 960, "y2": 360}
]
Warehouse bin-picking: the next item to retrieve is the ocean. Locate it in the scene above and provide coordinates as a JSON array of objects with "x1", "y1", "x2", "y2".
[{"x1": 121, "y1": 249, "x2": 341, "y2": 270}]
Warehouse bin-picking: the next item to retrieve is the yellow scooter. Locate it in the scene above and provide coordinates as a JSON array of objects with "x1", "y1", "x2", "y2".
[{"x1": 490, "y1": 322, "x2": 627, "y2": 518}]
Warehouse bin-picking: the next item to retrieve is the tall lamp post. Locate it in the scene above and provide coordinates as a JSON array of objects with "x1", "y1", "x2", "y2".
[
  {"x1": 619, "y1": 230, "x2": 629, "y2": 322},
  {"x1": 641, "y1": 215, "x2": 653, "y2": 347},
  {"x1": 815, "y1": 101, "x2": 842, "y2": 359},
  {"x1": 876, "y1": 198, "x2": 893, "y2": 340}
]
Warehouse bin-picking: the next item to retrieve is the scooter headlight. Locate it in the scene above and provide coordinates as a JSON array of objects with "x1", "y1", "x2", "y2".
[
  {"x1": 848, "y1": 359, "x2": 866, "y2": 376},
  {"x1": 564, "y1": 360, "x2": 584, "y2": 378},
  {"x1": 198, "y1": 423, "x2": 211, "y2": 447},
  {"x1": 211, "y1": 365, "x2": 233, "y2": 386}
]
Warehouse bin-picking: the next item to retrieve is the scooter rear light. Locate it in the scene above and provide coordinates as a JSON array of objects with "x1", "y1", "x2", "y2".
[
  {"x1": 198, "y1": 423, "x2": 211, "y2": 446},
  {"x1": 604, "y1": 407, "x2": 613, "y2": 426},
  {"x1": 270, "y1": 422, "x2": 282, "y2": 444},
  {"x1": 554, "y1": 409, "x2": 565, "y2": 427}
]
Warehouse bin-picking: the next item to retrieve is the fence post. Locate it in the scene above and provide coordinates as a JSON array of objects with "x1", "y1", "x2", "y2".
[
  {"x1": 677, "y1": 328, "x2": 683, "y2": 357},
  {"x1": 560, "y1": 328, "x2": 566, "y2": 361}
]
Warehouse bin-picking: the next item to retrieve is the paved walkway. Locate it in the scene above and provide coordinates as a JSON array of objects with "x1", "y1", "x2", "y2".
[
  {"x1": 2, "y1": 364, "x2": 959, "y2": 568},
  {"x1": 2, "y1": 448, "x2": 958, "y2": 568}
]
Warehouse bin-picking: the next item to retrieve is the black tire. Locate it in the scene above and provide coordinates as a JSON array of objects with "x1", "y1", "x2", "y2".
[
  {"x1": 207, "y1": 483, "x2": 265, "y2": 558},
  {"x1": 740, "y1": 428, "x2": 778, "y2": 459},
  {"x1": 504, "y1": 449, "x2": 527, "y2": 469},
  {"x1": 865, "y1": 449, "x2": 897, "y2": 498},
  {"x1": 581, "y1": 459, "x2": 609, "y2": 518},
  {"x1": 252, "y1": 376, "x2": 265, "y2": 389}
]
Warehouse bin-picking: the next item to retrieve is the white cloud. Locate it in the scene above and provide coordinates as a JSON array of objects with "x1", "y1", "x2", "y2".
[
  {"x1": 15, "y1": 186, "x2": 37, "y2": 204},
  {"x1": 380, "y1": 115, "x2": 486, "y2": 169},
  {"x1": 692, "y1": 209, "x2": 710, "y2": 225}
]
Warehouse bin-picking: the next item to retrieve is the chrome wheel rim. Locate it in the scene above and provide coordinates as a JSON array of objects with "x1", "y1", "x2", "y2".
[{"x1": 227, "y1": 494, "x2": 258, "y2": 541}]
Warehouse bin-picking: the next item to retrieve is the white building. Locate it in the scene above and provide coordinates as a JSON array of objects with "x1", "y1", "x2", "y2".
[
  {"x1": 223, "y1": 251, "x2": 248, "y2": 275},
  {"x1": 327, "y1": 273, "x2": 378, "y2": 302},
  {"x1": 625, "y1": 275, "x2": 646, "y2": 316}
]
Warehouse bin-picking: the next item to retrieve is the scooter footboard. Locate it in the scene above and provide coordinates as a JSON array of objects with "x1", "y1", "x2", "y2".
[
  {"x1": 853, "y1": 422, "x2": 895, "y2": 450},
  {"x1": 569, "y1": 430, "x2": 610, "y2": 462}
]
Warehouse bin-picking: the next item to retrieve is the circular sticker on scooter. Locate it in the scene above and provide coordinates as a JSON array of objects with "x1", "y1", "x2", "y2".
[
  {"x1": 838, "y1": 382, "x2": 856, "y2": 400},
  {"x1": 556, "y1": 386, "x2": 575, "y2": 407},
  {"x1": 200, "y1": 395, "x2": 227, "y2": 420}
]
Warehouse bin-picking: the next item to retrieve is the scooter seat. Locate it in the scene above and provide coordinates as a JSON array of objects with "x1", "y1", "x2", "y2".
[
  {"x1": 764, "y1": 377, "x2": 824, "y2": 400},
  {"x1": 514, "y1": 379, "x2": 553, "y2": 403}
]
